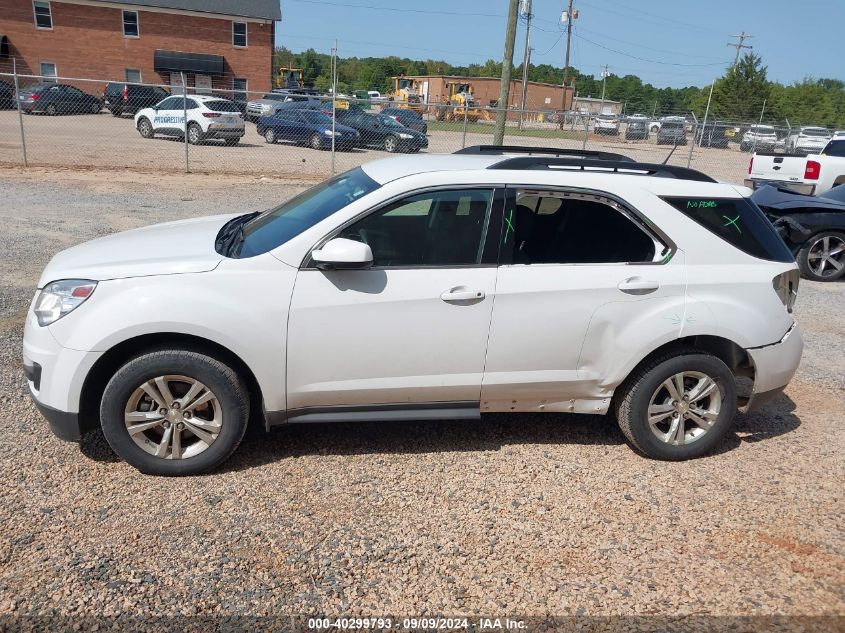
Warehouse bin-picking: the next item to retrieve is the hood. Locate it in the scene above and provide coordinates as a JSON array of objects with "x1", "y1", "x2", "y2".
[
  {"x1": 38, "y1": 213, "x2": 236, "y2": 287},
  {"x1": 751, "y1": 185, "x2": 845, "y2": 212}
]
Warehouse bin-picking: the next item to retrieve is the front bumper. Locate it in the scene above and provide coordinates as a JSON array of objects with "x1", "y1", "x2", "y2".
[
  {"x1": 32, "y1": 398, "x2": 82, "y2": 441},
  {"x1": 743, "y1": 322, "x2": 803, "y2": 412}
]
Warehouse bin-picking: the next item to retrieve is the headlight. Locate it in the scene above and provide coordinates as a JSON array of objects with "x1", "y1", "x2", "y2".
[
  {"x1": 34, "y1": 279, "x2": 97, "y2": 326},
  {"x1": 323, "y1": 129, "x2": 335, "y2": 136},
  {"x1": 398, "y1": 133, "x2": 413, "y2": 139}
]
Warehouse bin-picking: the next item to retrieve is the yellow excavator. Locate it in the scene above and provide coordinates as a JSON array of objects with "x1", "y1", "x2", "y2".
[
  {"x1": 434, "y1": 81, "x2": 483, "y2": 122},
  {"x1": 386, "y1": 76, "x2": 425, "y2": 113},
  {"x1": 275, "y1": 66, "x2": 305, "y2": 90}
]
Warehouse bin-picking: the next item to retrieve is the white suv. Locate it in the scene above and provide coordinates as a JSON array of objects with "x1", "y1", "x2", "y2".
[
  {"x1": 24, "y1": 147, "x2": 803, "y2": 475},
  {"x1": 135, "y1": 95, "x2": 245, "y2": 145}
]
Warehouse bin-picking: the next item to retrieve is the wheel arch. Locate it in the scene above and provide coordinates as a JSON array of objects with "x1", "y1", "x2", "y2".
[{"x1": 78, "y1": 332, "x2": 265, "y2": 435}]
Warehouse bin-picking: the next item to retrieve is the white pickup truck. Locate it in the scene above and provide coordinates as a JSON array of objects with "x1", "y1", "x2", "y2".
[{"x1": 746, "y1": 138, "x2": 845, "y2": 195}]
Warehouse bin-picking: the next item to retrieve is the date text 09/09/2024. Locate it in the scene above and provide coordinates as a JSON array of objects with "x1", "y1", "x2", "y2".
[{"x1": 307, "y1": 617, "x2": 527, "y2": 630}]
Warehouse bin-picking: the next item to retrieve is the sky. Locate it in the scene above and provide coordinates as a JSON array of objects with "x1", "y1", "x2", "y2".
[{"x1": 275, "y1": 0, "x2": 841, "y2": 89}]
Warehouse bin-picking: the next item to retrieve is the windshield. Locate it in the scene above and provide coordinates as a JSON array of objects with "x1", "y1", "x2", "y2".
[
  {"x1": 299, "y1": 111, "x2": 333, "y2": 125},
  {"x1": 206, "y1": 100, "x2": 240, "y2": 112},
  {"x1": 237, "y1": 168, "x2": 381, "y2": 257},
  {"x1": 750, "y1": 126, "x2": 775, "y2": 134},
  {"x1": 802, "y1": 128, "x2": 830, "y2": 137},
  {"x1": 663, "y1": 121, "x2": 684, "y2": 129}
]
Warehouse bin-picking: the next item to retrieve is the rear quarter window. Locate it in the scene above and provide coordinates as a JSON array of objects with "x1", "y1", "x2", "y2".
[{"x1": 662, "y1": 197, "x2": 794, "y2": 263}]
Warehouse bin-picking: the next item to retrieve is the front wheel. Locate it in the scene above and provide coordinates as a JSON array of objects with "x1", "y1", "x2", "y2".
[
  {"x1": 309, "y1": 132, "x2": 323, "y2": 150},
  {"x1": 90, "y1": 102, "x2": 101, "y2": 114},
  {"x1": 100, "y1": 350, "x2": 249, "y2": 476},
  {"x1": 264, "y1": 128, "x2": 276, "y2": 144},
  {"x1": 798, "y1": 232, "x2": 845, "y2": 281},
  {"x1": 615, "y1": 352, "x2": 737, "y2": 461},
  {"x1": 383, "y1": 135, "x2": 398, "y2": 153},
  {"x1": 137, "y1": 117, "x2": 154, "y2": 139}
]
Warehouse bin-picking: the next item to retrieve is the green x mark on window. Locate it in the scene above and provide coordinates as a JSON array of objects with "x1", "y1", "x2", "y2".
[
  {"x1": 722, "y1": 214, "x2": 742, "y2": 234},
  {"x1": 503, "y1": 209, "x2": 515, "y2": 243}
]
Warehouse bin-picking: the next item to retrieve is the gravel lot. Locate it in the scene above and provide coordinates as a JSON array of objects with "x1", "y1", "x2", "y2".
[
  {"x1": 0, "y1": 109, "x2": 751, "y2": 185},
  {"x1": 0, "y1": 167, "x2": 842, "y2": 625}
]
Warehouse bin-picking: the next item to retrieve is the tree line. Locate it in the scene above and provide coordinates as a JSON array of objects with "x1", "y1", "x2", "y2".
[{"x1": 275, "y1": 47, "x2": 845, "y2": 127}]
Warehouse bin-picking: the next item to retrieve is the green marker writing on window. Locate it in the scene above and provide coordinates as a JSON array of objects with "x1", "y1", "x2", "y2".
[
  {"x1": 503, "y1": 209, "x2": 515, "y2": 243},
  {"x1": 722, "y1": 214, "x2": 742, "y2": 234}
]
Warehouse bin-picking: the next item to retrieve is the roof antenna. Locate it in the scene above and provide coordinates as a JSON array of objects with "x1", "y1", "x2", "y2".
[{"x1": 662, "y1": 140, "x2": 679, "y2": 165}]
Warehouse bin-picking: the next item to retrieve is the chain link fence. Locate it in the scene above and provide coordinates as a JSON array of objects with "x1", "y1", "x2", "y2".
[{"x1": 0, "y1": 68, "x2": 833, "y2": 185}]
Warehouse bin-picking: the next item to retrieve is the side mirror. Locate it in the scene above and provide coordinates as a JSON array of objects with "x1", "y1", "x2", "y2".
[{"x1": 312, "y1": 238, "x2": 373, "y2": 270}]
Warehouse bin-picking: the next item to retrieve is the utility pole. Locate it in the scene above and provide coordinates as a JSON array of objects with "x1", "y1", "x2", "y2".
[
  {"x1": 518, "y1": 0, "x2": 532, "y2": 130},
  {"x1": 560, "y1": 0, "x2": 577, "y2": 113},
  {"x1": 331, "y1": 39, "x2": 337, "y2": 174},
  {"x1": 494, "y1": 0, "x2": 520, "y2": 146},
  {"x1": 727, "y1": 32, "x2": 753, "y2": 68},
  {"x1": 598, "y1": 64, "x2": 609, "y2": 115}
]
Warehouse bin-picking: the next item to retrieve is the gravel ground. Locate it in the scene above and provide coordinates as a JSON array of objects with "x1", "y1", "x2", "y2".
[
  {"x1": 0, "y1": 109, "x2": 750, "y2": 185},
  {"x1": 0, "y1": 167, "x2": 842, "y2": 625}
]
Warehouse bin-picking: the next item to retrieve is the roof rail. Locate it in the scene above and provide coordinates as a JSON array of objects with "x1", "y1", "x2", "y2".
[
  {"x1": 488, "y1": 157, "x2": 717, "y2": 183},
  {"x1": 455, "y1": 145, "x2": 634, "y2": 162}
]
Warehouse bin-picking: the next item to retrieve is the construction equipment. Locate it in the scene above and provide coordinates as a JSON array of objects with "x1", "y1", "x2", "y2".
[
  {"x1": 276, "y1": 66, "x2": 305, "y2": 90},
  {"x1": 435, "y1": 81, "x2": 483, "y2": 122},
  {"x1": 386, "y1": 76, "x2": 425, "y2": 114}
]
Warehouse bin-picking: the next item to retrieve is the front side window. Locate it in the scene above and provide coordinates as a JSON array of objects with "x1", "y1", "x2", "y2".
[
  {"x1": 156, "y1": 96, "x2": 180, "y2": 109},
  {"x1": 33, "y1": 1, "x2": 52, "y2": 28},
  {"x1": 662, "y1": 197, "x2": 794, "y2": 263},
  {"x1": 237, "y1": 168, "x2": 380, "y2": 257},
  {"x1": 232, "y1": 22, "x2": 247, "y2": 47},
  {"x1": 504, "y1": 191, "x2": 658, "y2": 265},
  {"x1": 122, "y1": 10, "x2": 138, "y2": 37},
  {"x1": 338, "y1": 189, "x2": 494, "y2": 267}
]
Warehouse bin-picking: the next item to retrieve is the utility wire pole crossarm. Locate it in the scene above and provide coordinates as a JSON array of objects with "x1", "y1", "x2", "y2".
[{"x1": 727, "y1": 32, "x2": 753, "y2": 68}]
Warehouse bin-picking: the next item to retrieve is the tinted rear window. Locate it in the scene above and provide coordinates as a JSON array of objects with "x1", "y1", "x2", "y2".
[
  {"x1": 822, "y1": 140, "x2": 845, "y2": 157},
  {"x1": 802, "y1": 128, "x2": 829, "y2": 137},
  {"x1": 662, "y1": 197, "x2": 793, "y2": 263},
  {"x1": 205, "y1": 100, "x2": 240, "y2": 112}
]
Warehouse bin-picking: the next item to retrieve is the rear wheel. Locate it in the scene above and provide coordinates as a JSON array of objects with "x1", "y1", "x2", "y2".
[
  {"x1": 187, "y1": 123, "x2": 203, "y2": 145},
  {"x1": 615, "y1": 352, "x2": 737, "y2": 461},
  {"x1": 100, "y1": 349, "x2": 249, "y2": 476},
  {"x1": 798, "y1": 232, "x2": 845, "y2": 281},
  {"x1": 46, "y1": 104, "x2": 57, "y2": 116},
  {"x1": 90, "y1": 102, "x2": 101, "y2": 114},
  {"x1": 137, "y1": 117, "x2": 154, "y2": 139},
  {"x1": 264, "y1": 128, "x2": 276, "y2": 144},
  {"x1": 310, "y1": 133, "x2": 323, "y2": 150}
]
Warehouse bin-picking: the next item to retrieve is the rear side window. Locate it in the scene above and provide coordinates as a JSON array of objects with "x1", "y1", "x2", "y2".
[
  {"x1": 821, "y1": 140, "x2": 845, "y2": 157},
  {"x1": 662, "y1": 197, "x2": 793, "y2": 263}
]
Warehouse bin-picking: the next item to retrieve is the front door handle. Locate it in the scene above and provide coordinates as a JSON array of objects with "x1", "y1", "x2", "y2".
[
  {"x1": 618, "y1": 277, "x2": 660, "y2": 295},
  {"x1": 441, "y1": 287, "x2": 485, "y2": 303}
]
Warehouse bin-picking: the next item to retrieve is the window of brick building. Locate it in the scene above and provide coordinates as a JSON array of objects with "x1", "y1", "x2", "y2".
[
  {"x1": 123, "y1": 10, "x2": 139, "y2": 37},
  {"x1": 33, "y1": 1, "x2": 52, "y2": 29},
  {"x1": 232, "y1": 22, "x2": 247, "y2": 47},
  {"x1": 40, "y1": 62, "x2": 56, "y2": 82},
  {"x1": 125, "y1": 68, "x2": 142, "y2": 83}
]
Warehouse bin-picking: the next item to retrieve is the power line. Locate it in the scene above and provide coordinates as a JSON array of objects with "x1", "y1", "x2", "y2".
[
  {"x1": 727, "y1": 32, "x2": 754, "y2": 67},
  {"x1": 288, "y1": 0, "x2": 503, "y2": 18},
  {"x1": 573, "y1": 31, "x2": 733, "y2": 67},
  {"x1": 577, "y1": 0, "x2": 725, "y2": 35},
  {"x1": 574, "y1": 25, "x2": 728, "y2": 60}
]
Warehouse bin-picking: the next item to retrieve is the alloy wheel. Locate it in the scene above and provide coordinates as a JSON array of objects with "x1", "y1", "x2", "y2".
[
  {"x1": 384, "y1": 136, "x2": 397, "y2": 152},
  {"x1": 188, "y1": 125, "x2": 201, "y2": 144},
  {"x1": 124, "y1": 375, "x2": 222, "y2": 460},
  {"x1": 807, "y1": 235, "x2": 845, "y2": 278},
  {"x1": 647, "y1": 371, "x2": 721, "y2": 446},
  {"x1": 265, "y1": 128, "x2": 276, "y2": 144}
]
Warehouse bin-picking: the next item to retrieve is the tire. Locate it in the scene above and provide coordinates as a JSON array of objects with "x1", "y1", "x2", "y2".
[
  {"x1": 90, "y1": 102, "x2": 101, "y2": 114},
  {"x1": 383, "y1": 135, "x2": 398, "y2": 153},
  {"x1": 100, "y1": 349, "x2": 249, "y2": 476},
  {"x1": 614, "y1": 351, "x2": 737, "y2": 461},
  {"x1": 797, "y1": 232, "x2": 845, "y2": 282},
  {"x1": 137, "y1": 117, "x2": 154, "y2": 139},
  {"x1": 46, "y1": 104, "x2": 57, "y2": 116},
  {"x1": 650, "y1": 125, "x2": 659, "y2": 133},
  {"x1": 740, "y1": 142, "x2": 749, "y2": 152},
  {"x1": 224, "y1": 137, "x2": 240, "y2": 146},
  {"x1": 309, "y1": 132, "x2": 323, "y2": 150},
  {"x1": 187, "y1": 123, "x2": 203, "y2": 145},
  {"x1": 264, "y1": 128, "x2": 276, "y2": 144}
]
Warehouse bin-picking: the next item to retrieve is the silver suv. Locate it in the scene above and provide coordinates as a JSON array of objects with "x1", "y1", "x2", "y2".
[{"x1": 245, "y1": 91, "x2": 322, "y2": 121}]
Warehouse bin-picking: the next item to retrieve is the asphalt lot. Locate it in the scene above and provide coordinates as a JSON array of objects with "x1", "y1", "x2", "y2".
[
  {"x1": 0, "y1": 110, "x2": 751, "y2": 184},
  {"x1": 0, "y1": 167, "x2": 842, "y2": 623}
]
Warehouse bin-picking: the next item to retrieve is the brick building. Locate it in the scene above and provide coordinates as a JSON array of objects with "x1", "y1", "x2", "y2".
[
  {"x1": 402, "y1": 75, "x2": 574, "y2": 113},
  {"x1": 0, "y1": 0, "x2": 281, "y2": 94}
]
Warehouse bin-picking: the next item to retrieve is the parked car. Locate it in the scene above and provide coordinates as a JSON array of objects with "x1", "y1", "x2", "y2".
[
  {"x1": 656, "y1": 117, "x2": 687, "y2": 145},
  {"x1": 785, "y1": 126, "x2": 831, "y2": 156},
  {"x1": 17, "y1": 83, "x2": 102, "y2": 115},
  {"x1": 134, "y1": 95, "x2": 244, "y2": 145},
  {"x1": 746, "y1": 138, "x2": 845, "y2": 195},
  {"x1": 698, "y1": 121, "x2": 731, "y2": 148},
  {"x1": 25, "y1": 145, "x2": 803, "y2": 475},
  {"x1": 740, "y1": 125, "x2": 778, "y2": 152},
  {"x1": 330, "y1": 109, "x2": 427, "y2": 153},
  {"x1": 0, "y1": 79, "x2": 16, "y2": 109},
  {"x1": 593, "y1": 114, "x2": 619, "y2": 135},
  {"x1": 352, "y1": 90, "x2": 371, "y2": 108},
  {"x1": 379, "y1": 107, "x2": 428, "y2": 134},
  {"x1": 103, "y1": 82, "x2": 170, "y2": 117},
  {"x1": 257, "y1": 109, "x2": 359, "y2": 151},
  {"x1": 624, "y1": 116, "x2": 649, "y2": 140},
  {"x1": 367, "y1": 90, "x2": 385, "y2": 103},
  {"x1": 245, "y1": 91, "x2": 322, "y2": 122},
  {"x1": 752, "y1": 183, "x2": 845, "y2": 281}
]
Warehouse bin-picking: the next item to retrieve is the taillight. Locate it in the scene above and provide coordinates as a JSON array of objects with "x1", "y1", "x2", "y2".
[
  {"x1": 31, "y1": 94, "x2": 41, "y2": 100},
  {"x1": 748, "y1": 156, "x2": 753, "y2": 174},
  {"x1": 202, "y1": 112, "x2": 221, "y2": 118},
  {"x1": 772, "y1": 270, "x2": 799, "y2": 313},
  {"x1": 804, "y1": 160, "x2": 821, "y2": 180},
  {"x1": 123, "y1": 85, "x2": 128, "y2": 102}
]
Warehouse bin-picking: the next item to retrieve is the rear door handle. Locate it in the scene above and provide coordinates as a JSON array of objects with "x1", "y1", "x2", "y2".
[
  {"x1": 441, "y1": 287, "x2": 485, "y2": 303},
  {"x1": 618, "y1": 277, "x2": 660, "y2": 295}
]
